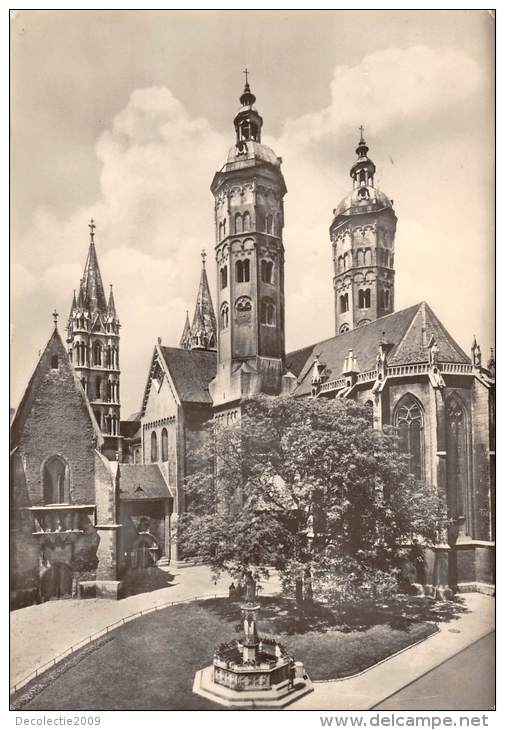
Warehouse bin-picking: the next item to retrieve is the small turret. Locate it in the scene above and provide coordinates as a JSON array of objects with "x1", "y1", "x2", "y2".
[{"x1": 180, "y1": 250, "x2": 217, "y2": 351}]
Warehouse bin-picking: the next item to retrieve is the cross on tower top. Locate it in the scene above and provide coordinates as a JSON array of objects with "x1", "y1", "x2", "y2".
[
  {"x1": 359, "y1": 125, "x2": 365, "y2": 142},
  {"x1": 52, "y1": 309, "x2": 59, "y2": 328},
  {"x1": 201, "y1": 249, "x2": 207, "y2": 267},
  {"x1": 243, "y1": 67, "x2": 250, "y2": 86},
  {"x1": 88, "y1": 218, "x2": 96, "y2": 243}
]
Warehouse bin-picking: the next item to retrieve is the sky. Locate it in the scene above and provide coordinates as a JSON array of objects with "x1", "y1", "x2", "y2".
[{"x1": 10, "y1": 10, "x2": 495, "y2": 417}]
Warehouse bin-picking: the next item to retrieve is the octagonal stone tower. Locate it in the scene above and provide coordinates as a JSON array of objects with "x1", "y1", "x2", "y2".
[
  {"x1": 209, "y1": 76, "x2": 293, "y2": 410},
  {"x1": 331, "y1": 130, "x2": 397, "y2": 335}
]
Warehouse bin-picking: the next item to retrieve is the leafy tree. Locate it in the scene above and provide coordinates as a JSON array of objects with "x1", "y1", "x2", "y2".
[{"x1": 178, "y1": 395, "x2": 447, "y2": 603}]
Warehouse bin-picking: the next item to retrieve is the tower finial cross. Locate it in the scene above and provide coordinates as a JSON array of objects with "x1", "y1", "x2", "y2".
[
  {"x1": 52, "y1": 309, "x2": 59, "y2": 329},
  {"x1": 88, "y1": 218, "x2": 96, "y2": 242},
  {"x1": 201, "y1": 248, "x2": 207, "y2": 266},
  {"x1": 243, "y1": 67, "x2": 250, "y2": 86},
  {"x1": 359, "y1": 124, "x2": 365, "y2": 141}
]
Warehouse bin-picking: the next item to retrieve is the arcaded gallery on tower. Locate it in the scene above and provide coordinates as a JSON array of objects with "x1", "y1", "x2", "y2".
[{"x1": 10, "y1": 78, "x2": 495, "y2": 606}]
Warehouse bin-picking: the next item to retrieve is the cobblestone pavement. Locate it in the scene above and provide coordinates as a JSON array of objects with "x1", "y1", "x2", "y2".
[{"x1": 10, "y1": 564, "x2": 281, "y2": 689}]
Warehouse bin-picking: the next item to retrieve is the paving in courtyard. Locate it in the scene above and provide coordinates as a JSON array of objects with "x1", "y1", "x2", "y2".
[
  {"x1": 10, "y1": 566, "x2": 494, "y2": 711},
  {"x1": 10, "y1": 564, "x2": 281, "y2": 690}
]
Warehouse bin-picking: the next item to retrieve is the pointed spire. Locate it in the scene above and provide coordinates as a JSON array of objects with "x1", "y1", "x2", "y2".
[
  {"x1": 179, "y1": 310, "x2": 191, "y2": 350},
  {"x1": 77, "y1": 279, "x2": 84, "y2": 308},
  {"x1": 107, "y1": 284, "x2": 117, "y2": 318},
  {"x1": 183, "y1": 251, "x2": 217, "y2": 351},
  {"x1": 80, "y1": 219, "x2": 107, "y2": 313},
  {"x1": 487, "y1": 347, "x2": 495, "y2": 377},
  {"x1": 68, "y1": 289, "x2": 76, "y2": 318},
  {"x1": 240, "y1": 67, "x2": 256, "y2": 107}
]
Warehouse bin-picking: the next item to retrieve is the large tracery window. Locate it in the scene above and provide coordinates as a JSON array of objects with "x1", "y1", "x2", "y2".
[
  {"x1": 446, "y1": 395, "x2": 471, "y2": 531},
  {"x1": 394, "y1": 394, "x2": 424, "y2": 481}
]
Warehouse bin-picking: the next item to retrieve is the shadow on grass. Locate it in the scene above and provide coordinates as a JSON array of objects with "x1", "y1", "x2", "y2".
[
  {"x1": 120, "y1": 567, "x2": 176, "y2": 598},
  {"x1": 200, "y1": 593, "x2": 468, "y2": 637}
]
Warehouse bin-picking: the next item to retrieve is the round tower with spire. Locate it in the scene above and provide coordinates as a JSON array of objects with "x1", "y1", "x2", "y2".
[
  {"x1": 331, "y1": 129, "x2": 397, "y2": 335},
  {"x1": 209, "y1": 73, "x2": 291, "y2": 409},
  {"x1": 66, "y1": 220, "x2": 122, "y2": 459}
]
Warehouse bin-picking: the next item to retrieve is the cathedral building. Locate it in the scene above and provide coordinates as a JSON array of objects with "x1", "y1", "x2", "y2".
[{"x1": 10, "y1": 77, "x2": 495, "y2": 605}]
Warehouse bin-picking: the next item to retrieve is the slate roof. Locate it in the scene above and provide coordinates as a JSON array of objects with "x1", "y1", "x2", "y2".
[
  {"x1": 289, "y1": 301, "x2": 471, "y2": 397},
  {"x1": 159, "y1": 346, "x2": 217, "y2": 404},
  {"x1": 11, "y1": 328, "x2": 103, "y2": 447},
  {"x1": 120, "y1": 420, "x2": 141, "y2": 440},
  {"x1": 119, "y1": 464, "x2": 173, "y2": 501}
]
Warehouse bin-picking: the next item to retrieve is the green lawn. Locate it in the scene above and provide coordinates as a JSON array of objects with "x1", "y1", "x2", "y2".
[{"x1": 13, "y1": 595, "x2": 466, "y2": 711}]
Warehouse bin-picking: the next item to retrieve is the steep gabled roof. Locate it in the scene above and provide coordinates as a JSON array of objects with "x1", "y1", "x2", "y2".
[
  {"x1": 159, "y1": 346, "x2": 217, "y2": 404},
  {"x1": 140, "y1": 343, "x2": 217, "y2": 416},
  {"x1": 289, "y1": 302, "x2": 471, "y2": 397},
  {"x1": 10, "y1": 327, "x2": 103, "y2": 447},
  {"x1": 119, "y1": 464, "x2": 173, "y2": 501}
]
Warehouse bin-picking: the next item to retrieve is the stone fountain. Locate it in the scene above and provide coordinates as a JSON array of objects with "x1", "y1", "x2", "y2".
[{"x1": 193, "y1": 574, "x2": 313, "y2": 708}]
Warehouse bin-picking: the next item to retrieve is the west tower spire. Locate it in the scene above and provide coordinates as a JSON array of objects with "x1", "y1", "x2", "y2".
[
  {"x1": 66, "y1": 220, "x2": 122, "y2": 459},
  {"x1": 330, "y1": 131, "x2": 397, "y2": 334},
  {"x1": 209, "y1": 75, "x2": 292, "y2": 409}
]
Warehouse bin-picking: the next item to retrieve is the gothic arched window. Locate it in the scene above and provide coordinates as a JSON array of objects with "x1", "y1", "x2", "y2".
[
  {"x1": 364, "y1": 248, "x2": 372, "y2": 266},
  {"x1": 261, "y1": 260, "x2": 274, "y2": 284},
  {"x1": 243, "y1": 211, "x2": 251, "y2": 232},
  {"x1": 266, "y1": 214, "x2": 273, "y2": 234},
  {"x1": 394, "y1": 394, "x2": 424, "y2": 481},
  {"x1": 260, "y1": 298, "x2": 275, "y2": 326},
  {"x1": 161, "y1": 428, "x2": 169, "y2": 462},
  {"x1": 151, "y1": 431, "x2": 158, "y2": 463},
  {"x1": 220, "y1": 266, "x2": 228, "y2": 289},
  {"x1": 235, "y1": 213, "x2": 243, "y2": 234},
  {"x1": 220, "y1": 302, "x2": 229, "y2": 329},
  {"x1": 43, "y1": 455, "x2": 69, "y2": 504},
  {"x1": 236, "y1": 259, "x2": 250, "y2": 283},
  {"x1": 95, "y1": 376, "x2": 102, "y2": 400},
  {"x1": 339, "y1": 293, "x2": 349, "y2": 313},
  {"x1": 446, "y1": 395, "x2": 471, "y2": 529}
]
